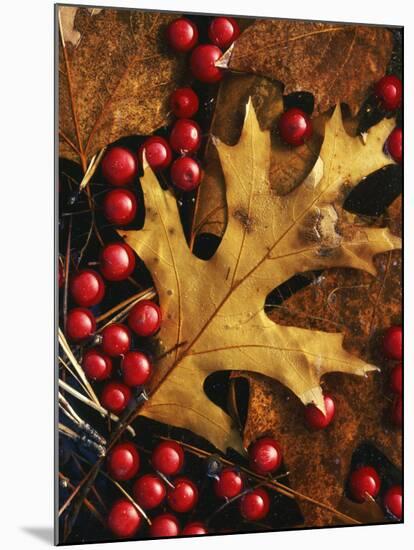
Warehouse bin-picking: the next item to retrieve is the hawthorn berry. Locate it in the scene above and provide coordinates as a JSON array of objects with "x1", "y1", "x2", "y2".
[
  {"x1": 383, "y1": 325, "x2": 402, "y2": 360},
  {"x1": 170, "y1": 157, "x2": 201, "y2": 191},
  {"x1": 101, "y1": 381, "x2": 131, "y2": 413},
  {"x1": 240, "y1": 488, "x2": 270, "y2": 521},
  {"x1": 103, "y1": 189, "x2": 137, "y2": 226},
  {"x1": 101, "y1": 146, "x2": 137, "y2": 187},
  {"x1": 386, "y1": 128, "x2": 402, "y2": 164},
  {"x1": 133, "y1": 474, "x2": 166, "y2": 510},
  {"x1": 139, "y1": 136, "x2": 172, "y2": 171},
  {"x1": 82, "y1": 348, "x2": 112, "y2": 381},
  {"x1": 349, "y1": 466, "x2": 381, "y2": 502},
  {"x1": 383, "y1": 485, "x2": 402, "y2": 519},
  {"x1": 149, "y1": 513, "x2": 180, "y2": 537},
  {"x1": 170, "y1": 88, "x2": 199, "y2": 118},
  {"x1": 190, "y1": 45, "x2": 223, "y2": 84},
  {"x1": 121, "y1": 351, "x2": 152, "y2": 387},
  {"x1": 305, "y1": 395, "x2": 335, "y2": 430},
  {"x1": 392, "y1": 394, "x2": 402, "y2": 426},
  {"x1": 128, "y1": 300, "x2": 162, "y2": 337},
  {"x1": 107, "y1": 442, "x2": 140, "y2": 481},
  {"x1": 208, "y1": 17, "x2": 240, "y2": 49},
  {"x1": 151, "y1": 441, "x2": 184, "y2": 476},
  {"x1": 214, "y1": 468, "x2": 243, "y2": 499},
  {"x1": 182, "y1": 522, "x2": 207, "y2": 535},
  {"x1": 375, "y1": 75, "x2": 402, "y2": 111},
  {"x1": 278, "y1": 108, "x2": 313, "y2": 146},
  {"x1": 108, "y1": 499, "x2": 141, "y2": 538},
  {"x1": 169, "y1": 119, "x2": 201, "y2": 154},
  {"x1": 249, "y1": 437, "x2": 282, "y2": 474},
  {"x1": 66, "y1": 308, "x2": 96, "y2": 342},
  {"x1": 70, "y1": 269, "x2": 105, "y2": 307},
  {"x1": 390, "y1": 363, "x2": 402, "y2": 394},
  {"x1": 167, "y1": 477, "x2": 198, "y2": 513},
  {"x1": 166, "y1": 18, "x2": 198, "y2": 52},
  {"x1": 100, "y1": 242, "x2": 136, "y2": 281},
  {"x1": 101, "y1": 323, "x2": 131, "y2": 357}
]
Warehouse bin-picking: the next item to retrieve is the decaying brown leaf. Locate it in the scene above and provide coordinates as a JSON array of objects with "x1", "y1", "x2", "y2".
[
  {"x1": 224, "y1": 21, "x2": 393, "y2": 116},
  {"x1": 58, "y1": 6, "x2": 185, "y2": 164}
]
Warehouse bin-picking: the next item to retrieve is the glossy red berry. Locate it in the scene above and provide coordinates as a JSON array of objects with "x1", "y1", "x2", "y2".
[
  {"x1": 121, "y1": 351, "x2": 152, "y2": 387},
  {"x1": 108, "y1": 499, "x2": 141, "y2": 538},
  {"x1": 70, "y1": 269, "x2": 105, "y2": 307},
  {"x1": 386, "y1": 128, "x2": 402, "y2": 163},
  {"x1": 214, "y1": 468, "x2": 243, "y2": 499},
  {"x1": 66, "y1": 308, "x2": 96, "y2": 342},
  {"x1": 190, "y1": 45, "x2": 223, "y2": 84},
  {"x1": 249, "y1": 437, "x2": 283, "y2": 474},
  {"x1": 170, "y1": 88, "x2": 199, "y2": 118},
  {"x1": 101, "y1": 381, "x2": 131, "y2": 413},
  {"x1": 101, "y1": 323, "x2": 131, "y2": 357},
  {"x1": 383, "y1": 485, "x2": 402, "y2": 519},
  {"x1": 171, "y1": 157, "x2": 201, "y2": 192},
  {"x1": 103, "y1": 189, "x2": 137, "y2": 226},
  {"x1": 82, "y1": 349, "x2": 112, "y2": 381},
  {"x1": 149, "y1": 513, "x2": 180, "y2": 538},
  {"x1": 107, "y1": 442, "x2": 140, "y2": 481},
  {"x1": 169, "y1": 119, "x2": 201, "y2": 154},
  {"x1": 139, "y1": 137, "x2": 172, "y2": 171},
  {"x1": 208, "y1": 17, "x2": 240, "y2": 49},
  {"x1": 240, "y1": 488, "x2": 270, "y2": 521},
  {"x1": 390, "y1": 363, "x2": 402, "y2": 394},
  {"x1": 279, "y1": 108, "x2": 313, "y2": 146},
  {"x1": 100, "y1": 242, "x2": 136, "y2": 281},
  {"x1": 349, "y1": 466, "x2": 381, "y2": 502},
  {"x1": 133, "y1": 474, "x2": 166, "y2": 510},
  {"x1": 392, "y1": 394, "x2": 402, "y2": 426},
  {"x1": 375, "y1": 75, "x2": 402, "y2": 111},
  {"x1": 101, "y1": 147, "x2": 137, "y2": 187},
  {"x1": 166, "y1": 18, "x2": 198, "y2": 52},
  {"x1": 182, "y1": 522, "x2": 207, "y2": 535},
  {"x1": 128, "y1": 300, "x2": 162, "y2": 337},
  {"x1": 167, "y1": 477, "x2": 198, "y2": 513},
  {"x1": 305, "y1": 394, "x2": 336, "y2": 430},
  {"x1": 151, "y1": 441, "x2": 184, "y2": 476},
  {"x1": 383, "y1": 325, "x2": 402, "y2": 360}
]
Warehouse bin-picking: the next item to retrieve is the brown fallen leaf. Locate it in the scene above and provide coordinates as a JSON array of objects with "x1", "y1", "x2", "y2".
[
  {"x1": 118, "y1": 100, "x2": 399, "y2": 454},
  {"x1": 58, "y1": 6, "x2": 185, "y2": 166},
  {"x1": 224, "y1": 20, "x2": 393, "y2": 116}
]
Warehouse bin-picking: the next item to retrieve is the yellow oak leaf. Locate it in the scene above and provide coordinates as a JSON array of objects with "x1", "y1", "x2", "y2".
[{"x1": 119, "y1": 100, "x2": 400, "y2": 454}]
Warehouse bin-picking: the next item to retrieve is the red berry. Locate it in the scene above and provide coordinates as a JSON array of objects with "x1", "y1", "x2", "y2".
[
  {"x1": 107, "y1": 442, "x2": 140, "y2": 481},
  {"x1": 305, "y1": 394, "x2": 335, "y2": 430},
  {"x1": 101, "y1": 323, "x2": 131, "y2": 357},
  {"x1": 240, "y1": 488, "x2": 270, "y2": 521},
  {"x1": 349, "y1": 466, "x2": 381, "y2": 502},
  {"x1": 101, "y1": 147, "x2": 137, "y2": 187},
  {"x1": 214, "y1": 468, "x2": 243, "y2": 499},
  {"x1": 248, "y1": 437, "x2": 283, "y2": 474},
  {"x1": 190, "y1": 45, "x2": 223, "y2": 84},
  {"x1": 375, "y1": 75, "x2": 402, "y2": 111},
  {"x1": 100, "y1": 242, "x2": 136, "y2": 281},
  {"x1": 208, "y1": 17, "x2": 240, "y2": 49},
  {"x1": 101, "y1": 381, "x2": 131, "y2": 413},
  {"x1": 169, "y1": 119, "x2": 201, "y2": 154},
  {"x1": 170, "y1": 88, "x2": 199, "y2": 118},
  {"x1": 166, "y1": 18, "x2": 198, "y2": 52},
  {"x1": 383, "y1": 325, "x2": 402, "y2": 360},
  {"x1": 133, "y1": 474, "x2": 166, "y2": 510},
  {"x1": 182, "y1": 522, "x2": 207, "y2": 536},
  {"x1": 128, "y1": 300, "x2": 162, "y2": 337},
  {"x1": 383, "y1": 485, "x2": 402, "y2": 519},
  {"x1": 66, "y1": 308, "x2": 96, "y2": 342},
  {"x1": 278, "y1": 108, "x2": 313, "y2": 146},
  {"x1": 152, "y1": 441, "x2": 184, "y2": 476},
  {"x1": 386, "y1": 128, "x2": 402, "y2": 163},
  {"x1": 167, "y1": 477, "x2": 198, "y2": 513},
  {"x1": 149, "y1": 513, "x2": 180, "y2": 538},
  {"x1": 103, "y1": 189, "x2": 137, "y2": 226},
  {"x1": 121, "y1": 351, "x2": 152, "y2": 387},
  {"x1": 171, "y1": 157, "x2": 201, "y2": 192},
  {"x1": 392, "y1": 394, "x2": 402, "y2": 426},
  {"x1": 82, "y1": 348, "x2": 112, "y2": 381},
  {"x1": 390, "y1": 363, "x2": 402, "y2": 394},
  {"x1": 139, "y1": 137, "x2": 172, "y2": 171},
  {"x1": 108, "y1": 499, "x2": 141, "y2": 538},
  {"x1": 70, "y1": 269, "x2": 105, "y2": 307}
]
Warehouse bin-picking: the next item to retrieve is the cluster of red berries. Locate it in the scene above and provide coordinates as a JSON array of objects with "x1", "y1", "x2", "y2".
[{"x1": 382, "y1": 325, "x2": 402, "y2": 427}]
